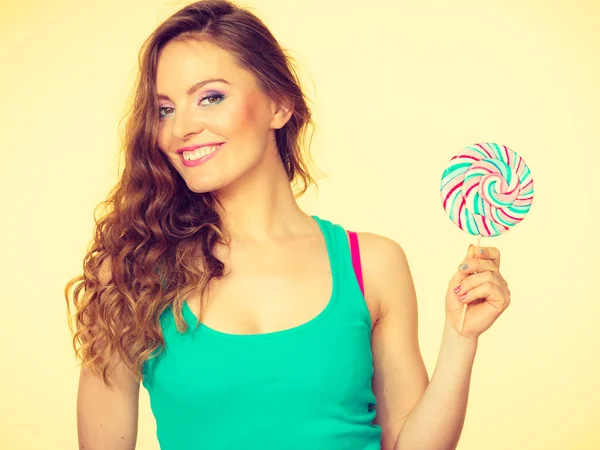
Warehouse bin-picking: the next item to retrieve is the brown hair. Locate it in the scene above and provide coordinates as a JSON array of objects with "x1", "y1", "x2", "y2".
[{"x1": 65, "y1": 0, "x2": 318, "y2": 387}]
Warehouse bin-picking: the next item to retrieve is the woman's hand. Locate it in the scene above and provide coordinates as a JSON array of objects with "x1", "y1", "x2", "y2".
[{"x1": 445, "y1": 245, "x2": 511, "y2": 341}]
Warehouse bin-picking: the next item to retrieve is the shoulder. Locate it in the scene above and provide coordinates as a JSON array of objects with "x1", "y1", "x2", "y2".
[
  {"x1": 352, "y1": 231, "x2": 410, "y2": 280},
  {"x1": 352, "y1": 231, "x2": 407, "y2": 262},
  {"x1": 351, "y1": 231, "x2": 413, "y2": 323}
]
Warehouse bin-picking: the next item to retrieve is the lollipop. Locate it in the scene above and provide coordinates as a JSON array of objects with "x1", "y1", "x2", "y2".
[{"x1": 440, "y1": 142, "x2": 534, "y2": 331}]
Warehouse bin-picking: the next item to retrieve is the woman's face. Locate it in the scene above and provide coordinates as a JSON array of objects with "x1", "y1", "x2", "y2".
[{"x1": 155, "y1": 39, "x2": 290, "y2": 194}]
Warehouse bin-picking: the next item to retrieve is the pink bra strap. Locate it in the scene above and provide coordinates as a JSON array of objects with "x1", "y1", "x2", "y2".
[{"x1": 347, "y1": 230, "x2": 364, "y2": 297}]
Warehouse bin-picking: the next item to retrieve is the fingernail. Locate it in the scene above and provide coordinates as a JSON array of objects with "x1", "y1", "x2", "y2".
[
  {"x1": 459, "y1": 263, "x2": 469, "y2": 271},
  {"x1": 478, "y1": 248, "x2": 484, "y2": 255},
  {"x1": 459, "y1": 294, "x2": 467, "y2": 301},
  {"x1": 453, "y1": 285, "x2": 462, "y2": 293}
]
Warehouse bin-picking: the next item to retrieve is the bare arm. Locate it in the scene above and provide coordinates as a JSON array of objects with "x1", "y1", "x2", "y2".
[
  {"x1": 360, "y1": 232, "x2": 478, "y2": 450},
  {"x1": 393, "y1": 322, "x2": 477, "y2": 450},
  {"x1": 395, "y1": 244, "x2": 510, "y2": 449},
  {"x1": 77, "y1": 360, "x2": 140, "y2": 449},
  {"x1": 76, "y1": 258, "x2": 141, "y2": 450}
]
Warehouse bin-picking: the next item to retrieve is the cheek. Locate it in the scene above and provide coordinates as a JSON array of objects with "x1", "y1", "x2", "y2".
[
  {"x1": 211, "y1": 102, "x2": 252, "y2": 134},
  {"x1": 157, "y1": 124, "x2": 170, "y2": 151},
  {"x1": 226, "y1": 92, "x2": 268, "y2": 135},
  {"x1": 156, "y1": 128, "x2": 180, "y2": 167}
]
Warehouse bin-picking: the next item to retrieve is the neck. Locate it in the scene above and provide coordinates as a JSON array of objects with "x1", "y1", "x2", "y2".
[{"x1": 211, "y1": 148, "x2": 313, "y2": 244}]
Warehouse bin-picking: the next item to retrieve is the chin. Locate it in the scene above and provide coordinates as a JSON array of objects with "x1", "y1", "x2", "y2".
[
  {"x1": 183, "y1": 175, "x2": 227, "y2": 195},
  {"x1": 182, "y1": 166, "x2": 248, "y2": 196},
  {"x1": 185, "y1": 183, "x2": 217, "y2": 195}
]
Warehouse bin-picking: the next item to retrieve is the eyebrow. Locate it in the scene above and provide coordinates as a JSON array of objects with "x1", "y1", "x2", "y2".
[{"x1": 157, "y1": 78, "x2": 230, "y2": 101}]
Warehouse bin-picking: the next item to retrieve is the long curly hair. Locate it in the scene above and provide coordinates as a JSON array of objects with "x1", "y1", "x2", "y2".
[{"x1": 65, "y1": 0, "x2": 318, "y2": 388}]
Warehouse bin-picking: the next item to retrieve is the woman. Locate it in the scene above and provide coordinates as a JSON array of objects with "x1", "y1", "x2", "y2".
[{"x1": 65, "y1": 1, "x2": 511, "y2": 449}]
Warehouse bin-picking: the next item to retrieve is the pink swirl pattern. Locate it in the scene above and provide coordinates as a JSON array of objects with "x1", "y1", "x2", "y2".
[{"x1": 440, "y1": 143, "x2": 534, "y2": 237}]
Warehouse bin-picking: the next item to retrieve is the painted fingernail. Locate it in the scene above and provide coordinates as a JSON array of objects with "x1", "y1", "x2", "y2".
[
  {"x1": 459, "y1": 294, "x2": 467, "y2": 301},
  {"x1": 459, "y1": 263, "x2": 469, "y2": 271},
  {"x1": 453, "y1": 285, "x2": 462, "y2": 293}
]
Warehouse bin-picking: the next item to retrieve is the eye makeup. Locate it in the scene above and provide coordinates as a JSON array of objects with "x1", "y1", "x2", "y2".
[
  {"x1": 197, "y1": 91, "x2": 226, "y2": 107},
  {"x1": 158, "y1": 91, "x2": 226, "y2": 120}
]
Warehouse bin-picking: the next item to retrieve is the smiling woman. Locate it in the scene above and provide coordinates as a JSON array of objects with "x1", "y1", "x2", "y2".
[
  {"x1": 63, "y1": 1, "x2": 498, "y2": 450},
  {"x1": 153, "y1": 37, "x2": 294, "y2": 194}
]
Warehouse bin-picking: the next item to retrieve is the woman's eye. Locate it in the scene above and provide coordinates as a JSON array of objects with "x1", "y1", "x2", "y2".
[
  {"x1": 159, "y1": 107, "x2": 174, "y2": 119},
  {"x1": 158, "y1": 94, "x2": 224, "y2": 120},
  {"x1": 198, "y1": 93, "x2": 225, "y2": 107}
]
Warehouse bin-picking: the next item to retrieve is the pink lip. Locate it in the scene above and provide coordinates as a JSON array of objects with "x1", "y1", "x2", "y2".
[
  {"x1": 176, "y1": 142, "x2": 225, "y2": 154},
  {"x1": 180, "y1": 143, "x2": 224, "y2": 167}
]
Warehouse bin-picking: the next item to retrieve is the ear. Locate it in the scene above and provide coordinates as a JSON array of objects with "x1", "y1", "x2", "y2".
[{"x1": 269, "y1": 98, "x2": 294, "y2": 130}]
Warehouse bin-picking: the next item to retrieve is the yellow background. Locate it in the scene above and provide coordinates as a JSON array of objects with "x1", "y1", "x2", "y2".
[{"x1": 1, "y1": 0, "x2": 598, "y2": 448}]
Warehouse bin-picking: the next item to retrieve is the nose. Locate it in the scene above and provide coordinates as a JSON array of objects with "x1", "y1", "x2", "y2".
[{"x1": 171, "y1": 108, "x2": 203, "y2": 140}]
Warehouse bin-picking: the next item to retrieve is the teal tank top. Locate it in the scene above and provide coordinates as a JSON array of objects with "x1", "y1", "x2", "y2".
[{"x1": 142, "y1": 215, "x2": 382, "y2": 449}]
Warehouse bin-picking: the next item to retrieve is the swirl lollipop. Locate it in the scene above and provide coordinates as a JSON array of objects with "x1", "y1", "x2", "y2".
[{"x1": 440, "y1": 142, "x2": 534, "y2": 331}]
